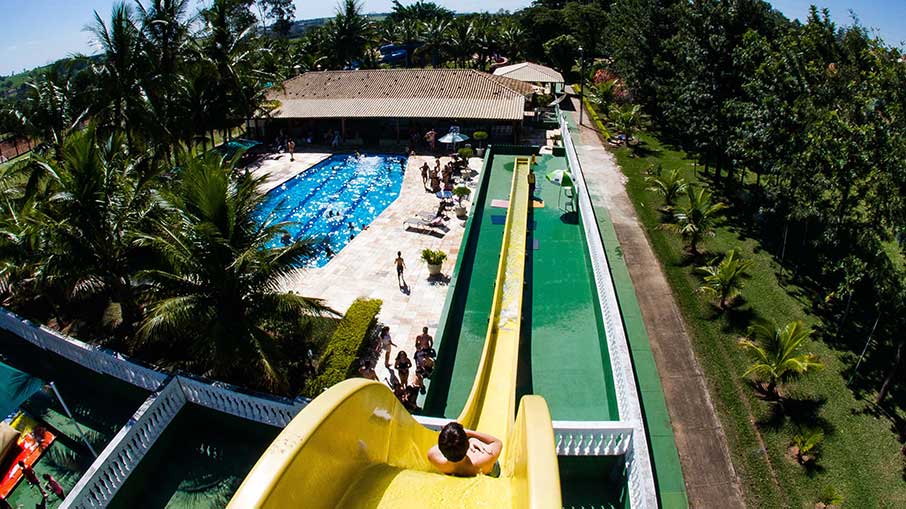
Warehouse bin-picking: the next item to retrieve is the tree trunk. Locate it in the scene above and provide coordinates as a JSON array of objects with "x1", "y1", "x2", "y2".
[{"x1": 877, "y1": 340, "x2": 903, "y2": 405}]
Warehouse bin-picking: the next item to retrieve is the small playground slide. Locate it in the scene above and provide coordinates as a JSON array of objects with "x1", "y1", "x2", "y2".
[
  {"x1": 0, "y1": 413, "x2": 56, "y2": 498},
  {"x1": 228, "y1": 157, "x2": 561, "y2": 508}
]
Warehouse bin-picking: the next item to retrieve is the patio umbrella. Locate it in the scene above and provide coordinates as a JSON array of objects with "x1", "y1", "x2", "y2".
[
  {"x1": 438, "y1": 132, "x2": 470, "y2": 151},
  {"x1": 545, "y1": 169, "x2": 573, "y2": 187}
]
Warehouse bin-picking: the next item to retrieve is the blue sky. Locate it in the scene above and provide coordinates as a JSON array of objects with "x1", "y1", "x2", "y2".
[{"x1": 2, "y1": 0, "x2": 904, "y2": 76}]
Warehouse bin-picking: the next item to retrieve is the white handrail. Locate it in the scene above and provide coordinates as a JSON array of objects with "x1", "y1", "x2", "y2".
[
  {"x1": 553, "y1": 420, "x2": 634, "y2": 456},
  {"x1": 0, "y1": 307, "x2": 307, "y2": 428},
  {"x1": 61, "y1": 379, "x2": 187, "y2": 508},
  {"x1": 0, "y1": 310, "x2": 167, "y2": 391},
  {"x1": 559, "y1": 110, "x2": 658, "y2": 508}
]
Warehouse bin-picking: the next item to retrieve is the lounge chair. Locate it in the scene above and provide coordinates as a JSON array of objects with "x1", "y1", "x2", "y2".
[{"x1": 404, "y1": 216, "x2": 449, "y2": 236}]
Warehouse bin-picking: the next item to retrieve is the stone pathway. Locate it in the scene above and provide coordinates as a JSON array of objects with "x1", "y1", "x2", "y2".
[
  {"x1": 251, "y1": 151, "x2": 481, "y2": 388},
  {"x1": 567, "y1": 99, "x2": 746, "y2": 508}
]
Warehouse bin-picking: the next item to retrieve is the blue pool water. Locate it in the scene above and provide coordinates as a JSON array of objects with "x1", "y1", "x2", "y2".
[{"x1": 256, "y1": 154, "x2": 407, "y2": 267}]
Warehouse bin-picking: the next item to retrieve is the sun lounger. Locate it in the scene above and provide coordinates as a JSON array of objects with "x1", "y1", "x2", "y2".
[{"x1": 404, "y1": 216, "x2": 449, "y2": 235}]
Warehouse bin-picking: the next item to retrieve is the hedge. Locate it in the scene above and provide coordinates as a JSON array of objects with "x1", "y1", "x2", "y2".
[{"x1": 303, "y1": 298, "x2": 382, "y2": 396}]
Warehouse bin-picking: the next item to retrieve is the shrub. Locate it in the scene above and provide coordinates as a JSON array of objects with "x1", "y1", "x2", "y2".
[
  {"x1": 472, "y1": 131, "x2": 488, "y2": 147},
  {"x1": 453, "y1": 186, "x2": 471, "y2": 205},
  {"x1": 421, "y1": 248, "x2": 447, "y2": 265},
  {"x1": 303, "y1": 298, "x2": 382, "y2": 397},
  {"x1": 458, "y1": 147, "x2": 474, "y2": 159}
]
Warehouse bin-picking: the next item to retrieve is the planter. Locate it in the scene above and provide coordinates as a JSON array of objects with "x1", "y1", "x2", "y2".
[
  {"x1": 476, "y1": 147, "x2": 485, "y2": 157},
  {"x1": 427, "y1": 263, "x2": 442, "y2": 276},
  {"x1": 454, "y1": 205, "x2": 467, "y2": 218}
]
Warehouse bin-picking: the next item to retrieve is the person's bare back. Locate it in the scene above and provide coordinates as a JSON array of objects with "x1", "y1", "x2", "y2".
[{"x1": 428, "y1": 422, "x2": 502, "y2": 477}]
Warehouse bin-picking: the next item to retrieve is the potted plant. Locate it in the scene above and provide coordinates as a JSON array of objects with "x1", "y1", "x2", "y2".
[
  {"x1": 457, "y1": 147, "x2": 474, "y2": 159},
  {"x1": 452, "y1": 186, "x2": 472, "y2": 218},
  {"x1": 421, "y1": 249, "x2": 447, "y2": 276},
  {"x1": 472, "y1": 131, "x2": 488, "y2": 157}
]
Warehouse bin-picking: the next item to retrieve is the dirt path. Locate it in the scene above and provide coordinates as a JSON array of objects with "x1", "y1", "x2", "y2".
[{"x1": 567, "y1": 99, "x2": 746, "y2": 508}]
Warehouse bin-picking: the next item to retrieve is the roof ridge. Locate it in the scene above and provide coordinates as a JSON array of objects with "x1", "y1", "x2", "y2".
[{"x1": 471, "y1": 69, "x2": 528, "y2": 98}]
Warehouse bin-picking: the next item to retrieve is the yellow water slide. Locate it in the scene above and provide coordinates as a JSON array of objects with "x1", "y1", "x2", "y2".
[{"x1": 228, "y1": 157, "x2": 560, "y2": 508}]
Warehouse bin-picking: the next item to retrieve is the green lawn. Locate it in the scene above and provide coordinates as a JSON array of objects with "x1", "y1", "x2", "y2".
[{"x1": 613, "y1": 131, "x2": 905, "y2": 508}]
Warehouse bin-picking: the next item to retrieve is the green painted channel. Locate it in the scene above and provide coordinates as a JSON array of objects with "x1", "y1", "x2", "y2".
[{"x1": 522, "y1": 153, "x2": 618, "y2": 421}]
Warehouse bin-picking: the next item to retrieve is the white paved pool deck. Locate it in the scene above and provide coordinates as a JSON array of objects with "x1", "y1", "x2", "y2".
[{"x1": 250, "y1": 151, "x2": 482, "y2": 387}]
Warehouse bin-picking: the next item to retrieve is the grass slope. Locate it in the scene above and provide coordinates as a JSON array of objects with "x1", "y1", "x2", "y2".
[{"x1": 614, "y1": 131, "x2": 904, "y2": 508}]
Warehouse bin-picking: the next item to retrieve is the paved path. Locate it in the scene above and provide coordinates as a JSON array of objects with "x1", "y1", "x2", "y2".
[
  {"x1": 568, "y1": 100, "x2": 746, "y2": 509},
  {"x1": 251, "y1": 152, "x2": 481, "y2": 387}
]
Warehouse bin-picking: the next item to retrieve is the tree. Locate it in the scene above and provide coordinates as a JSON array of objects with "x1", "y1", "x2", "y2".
[
  {"x1": 697, "y1": 249, "x2": 753, "y2": 310},
  {"x1": 7, "y1": 70, "x2": 87, "y2": 157},
  {"x1": 17, "y1": 127, "x2": 162, "y2": 339},
  {"x1": 543, "y1": 34, "x2": 579, "y2": 76},
  {"x1": 258, "y1": 0, "x2": 296, "y2": 36},
  {"x1": 139, "y1": 152, "x2": 332, "y2": 390},
  {"x1": 447, "y1": 18, "x2": 475, "y2": 67},
  {"x1": 608, "y1": 103, "x2": 644, "y2": 145},
  {"x1": 388, "y1": 0, "x2": 453, "y2": 25},
  {"x1": 86, "y1": 2, "x2": 149, "y2": 137},
  {"x1": 328, "y1": 0, "x2": 372, "y2": 69},
  {"x1": 645, "y1": 167, "x2": 687, "y2": 208},
  {"x1": 420, "y1": 17, "x2": 450, "y2": 67},
  {"x1": 664, "y1": 187, "x2": 727, "y2": 254},
  {"x1": 137, "y1": 0, "x2": 192, "y2": 148},
  {"x1": 738, "y1": 321, "x2": 823, "y2": 397}
]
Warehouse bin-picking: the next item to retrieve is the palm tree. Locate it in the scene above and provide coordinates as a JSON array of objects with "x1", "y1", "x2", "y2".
[
  {"x1": 447, "y1": 19, "x2": 475, "y2": 67},
  {"x1": 199, "y1": 0, "x2": 268, "y2": 142},
  {"x1": 609, "y1": 103, "x2": 644, "y2": 145},
  {"x1": 697, "y1": 249, "x2": 753, "y2": 310},
  {"x1": 664, "y1": 187, "x2": 726, "y2": 254},
  {"x1": 137, "y1": 0, "x2": 192, "y2": 146},
  {"x1": 645, "y1": 168, "x2": 687, "y2": 209},
  {"x1": 7, "y1": 70, "x2": 87, "y2": 158},
  {"x1": 738, "y1": 321, "x2": 823, "y2": 398},
  {"x1": 139, "y1": 152, "x2": 332, "y2": 390},
  {"x1": 420, "y1": 17, "x2": 450, "y2": 67},
  {"x1": 497, "y1": 22, "x2": 524, "y2": 61},
  {"x1": 17, "y1": 127, "x2": 161, "y2": 338},
  {"x1": 86, "y1": 2, "x2": 148, "y2": 136},
  {"x1": 328, "y1": 0, "x2": 372, "y2": 69}
]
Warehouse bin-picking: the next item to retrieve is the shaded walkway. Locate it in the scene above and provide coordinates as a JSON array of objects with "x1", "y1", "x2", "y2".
[{"x1": 566, "y1": 95, "x2": 745, "y2": 508}]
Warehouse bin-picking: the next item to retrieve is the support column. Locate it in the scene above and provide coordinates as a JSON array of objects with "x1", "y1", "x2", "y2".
[{"x1": 341, "y1": 118, "x2": 346, "y2": 138}]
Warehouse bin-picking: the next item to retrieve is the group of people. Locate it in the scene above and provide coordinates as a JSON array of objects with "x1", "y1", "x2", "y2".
[
  {"x1": 0, "y1": 461, "x2": 66, "y2": 509},
  {"x1": 357, "y1": 325, "x2": 436, "y2": 413},
  {"x1": 420, "y1": 155, "x2": 469, "y2": 195}
]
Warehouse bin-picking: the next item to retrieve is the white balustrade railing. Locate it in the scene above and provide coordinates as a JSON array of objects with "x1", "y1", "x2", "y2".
[
  {"x1": 176, "y1": 376, "x2": 305, "y2": 428},
  {"x1": 61, "y1": 379, "x2": 187, "y2": 508},
  {"x1": 0, "y1": 309, "x2": 167, "y2": 391},
  {"x1": 414, "y1": 416, "x2": 635, "y2": 457},
  {"x1": 553, "y1": 420, "x2": 633, "y2": 456},
  {"x1": 0, "y1": 307, "x2": 308, "y2": 428},
  {"x1": 559, "y1": 110, "x2": 657, "y2": 509}
]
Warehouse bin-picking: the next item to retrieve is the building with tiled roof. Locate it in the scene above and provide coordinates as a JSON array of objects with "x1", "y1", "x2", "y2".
[
  {"x1": 493, "y1": 62, "x2": 565, "y2": 85},
  {"x1": 256, "y1": 69, "x2": 536, "y2": 145},
  {"x1": 267, "y1": 69, "x2": 533, "y2": 121}
]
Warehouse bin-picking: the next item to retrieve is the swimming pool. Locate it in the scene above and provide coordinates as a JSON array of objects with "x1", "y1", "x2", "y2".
[{"x1": 256, "y1": 154, "x2": 407, "y2": 267}]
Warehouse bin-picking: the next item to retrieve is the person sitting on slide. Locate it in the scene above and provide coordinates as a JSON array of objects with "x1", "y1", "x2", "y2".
[{"x1": 428, "y1": 422, "x2": 502, "y2": 477}]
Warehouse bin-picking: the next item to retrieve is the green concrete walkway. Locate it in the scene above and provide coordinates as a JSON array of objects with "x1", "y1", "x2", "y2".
[{"x1": 524, "y1": 154, "x2": 618, "y2": 421}]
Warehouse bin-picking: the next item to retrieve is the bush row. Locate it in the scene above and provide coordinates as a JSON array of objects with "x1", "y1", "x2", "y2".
[{"x1": 303, "y1": 297, "x2": 382, "y2": 397}]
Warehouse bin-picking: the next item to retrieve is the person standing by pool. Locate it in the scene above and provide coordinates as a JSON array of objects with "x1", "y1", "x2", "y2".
[
  {"x1": 395, "y1": 251, "x2": 407, "y2": 287},
  {"x1": 421, "y1": 162, "x2": 430, "y2": 188},
  {"x1": 394, "y1": 351, "x2": 412, "y2": 386},
  {"x1": 287, "y1": 138, "x2": 295, "y2": 161},
  {"x1": 425, "y1": 128, "x2": 437, "y2": 152},
  {"x1": 332, "y1": 131, "x2": 341, "y2": 148},
  {"x1": 377, "y1": 326, "x2": 396, "y2": 367},
  {"x1": 527, "y1": 167, "x2": 536, "y2": 198}
]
